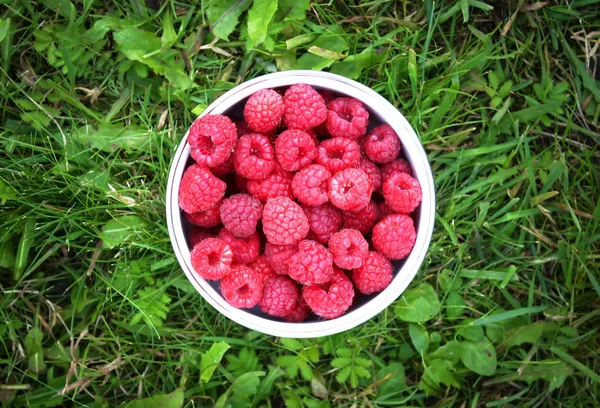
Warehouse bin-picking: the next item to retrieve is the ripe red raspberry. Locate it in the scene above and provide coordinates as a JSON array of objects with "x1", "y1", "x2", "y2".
[
  {"x1": 328, "y1": 168, "x2": 373, "y2": 211},
  {"x1": 220, "y1": 265, "x2": 263, "y2": 308},
  {"x1": 382, "y1": 172, "x2": 423, "y2": 214},
  {"x1": 210, "y1": 155, "x2": 234, "y2": 177},
  {"x1": 284, "y1": 296, "x2": 311, "y2": 322},
  {"x1": 220, "y1": 194, "x2": 263, "y2": 238},
  {"x1": 190, "y1": 238, "x2": 232, "y2": 280},
  {"x1": 237, "y1": 120, "x2": 276, "y2": 142},
  {"x1": 218, "y1": 228, "x2": 260, "y2": 264},
  {"x1": 188, "y1": 114, "x2": 237, "y2": 167},
  {"x1": 179, "y1": 164, "x2": 226, "y2": 213},
  {"x1": 376, "y1": 202, "x2": 395, "y2": 221},
  {"x1": 188, "y1": 227, "x2": 212, "y2": 247},
  {"x1": 342, "y1": 201, "x2": 378, "y2": 233},
  {"x1": 328, "y1": 229, "x2": 369, "y2": 270},
  {"x1": 358, "y1": 158, "x2": 382, "y2": 191},
  {"x1": 248, "y1": 255, "x2": 277, "y2": 284},
  {"x1": 289, "y1": 240, "x2": 334, "y2": 286},
  {"x1": 292, "y1": 164, "x2": 331, "y2": 207},
  {"x1": 283, "y1": 84, "x2": 327, "y2": 130},
  {"x1": 246, "y1": 163, "x2": 294, "y2": 202},
  {"x1": 303, "y1": 268, "x2": 354, "y2": 319},
  {"x1": 233, "y1": 133, "x2": 275, "y2": 180},
  {"x1": 262, "y1": 197, "x2": 309, "y2": 245},
  {"x1": 264, "y1": 242, "x2": 298, "y2": 275},
  {"x1": 258, "y1": 276, "x2": 299, "y2": 317},
  {"x1": 352, "y1": 251, "x2": 393, "y2": 294},
  {"x1": 372, "y1": 214, "x2": 416, "y2": 260},
  {"x1": 315, "y1": 137, "x2": 360, "y2": 174},
  {"x1": 364, "y1": 124, "x2": 401, "y2": 164},
  {"x1": 275, "y1": 129, "x2": 316, "y2": 172},
  {"x1": 303, "y1": 203, "x2": 342, "y2": 244},
  {"x1": 185, "y1": 204, "x2": 221, "y2": 228},
  {"x1": 381, "y1": 158, "x2": 413, "y2": 179},
  {"x1": 244, "y1": 89, "x2": 284, "y2": 133},
  {"x1": 325, "y1": 98, "x2": 369, "y2": 139}
]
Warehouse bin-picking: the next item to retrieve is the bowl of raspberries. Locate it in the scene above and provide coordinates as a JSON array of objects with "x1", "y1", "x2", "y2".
[{"x1": 166, "y1": 71, "x2": 435, "y2": 338}]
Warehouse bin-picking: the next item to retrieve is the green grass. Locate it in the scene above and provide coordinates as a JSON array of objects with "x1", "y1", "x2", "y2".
[{"x1": 1, "y1": 0, "x2": 600, "y2": 407}]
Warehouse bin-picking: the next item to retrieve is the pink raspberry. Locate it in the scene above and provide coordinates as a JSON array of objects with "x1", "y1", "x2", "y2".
[
  {"x1": 233, "y1": 133, "x2": 275, "y2": 180},
  {"x1": 289, "y1": 239, "x2": 334, "y2": 285},
  {"x1": 284, "y1": 296, "x2": 311, "y2": 322},
  {"x1": 328, "y1": 168, "x2": 373, "y2": 211},
  {"x1": 352, "y1": 251, "x2": 393, "y2": 294},
  {"x1": 220, "y1": 265, "x2": 263, "y2": 308},
  {"x1": 303, "y1": 203, "x2": 342, "y2": 244},
  {"x1": 372, "y1": 214, "x2": 416, "y2": 260},
  {"x1": 381, "y1": 158, "x2": 413, "y2": 179},
  {"x1": 248, "y1": 256, "x2": 277, "y2": 284},
  {"x1": 190, "y1": 238, "x2": 232, "y2": 280},
  {"x1": 262, "y1": 197, "x2": 309, "y2": 245},
  {"x1": 244, "y1": 89, "x2": 284, "y2": 133},
  {"x1": 188, "y1": 227, "x2": 212, "y2": 247},
  {"x1": 264, "y1": 242, "x2": 298, "y2": 275},
  {"x1": 328, "y1": 229, "x2": 369, "y2": 270},
  {"x1": 358, "y1": 158, "x2": 382, "y2": 191},
  {"x1": 210, "y1": 155, "x2": 234, "y2": 177},
  {"x1": 188, "y1": 114, "x2": 237, "y2": 167},
  {"x1": 283, "y1": 84, "x2": 327, "y2": 130},
  {"x1": 315, "y1": 137, "x2": 360, "y2": 174},
  {"x1": 382, "y1": 172, "x2": 423, "y2": 214},
  {"x1": 218, "y1": 228, "x2": 260, "y2": 264},
  {"x1": 179, "y1": 164, "x2": 226, "y2": 213},
  {"x1": 258, "y1": 276, "x2": 299, "y2": 317},
  {"x1": 185, "y1": 205, "x2": 221, "y2": 228},
  {"x1": 292, "y1": 164, "x2": 331, "y2": 207},
  {"x1": 246, "y1": 162, "x2": 293, "y2": 202},
  {"x1": 376, "y1": 202, "x2": 395, "y2": 221},
  {"x1": 342, "y1": 201, "x2": 378, "y2": 233},
  {"x1": 364, "y1": 124, "x2": 401, "y2": 164},
  {"x1": 325, "y1": 98, "x2": 369, "y2": 139},
  {"x1": 275, "y1": 129, "x2": 316, "y2": 172},
  {"x1": 302, "y1": 268, "x2": 354, "y2": 319},
  {"x1": 220, "y1": 194, "x2": 263, "y2": 238}
]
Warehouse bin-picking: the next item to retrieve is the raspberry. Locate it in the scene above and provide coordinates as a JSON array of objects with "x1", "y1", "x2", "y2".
[
  {"x1": 372, "y1": 214, "x2": 416, "y2": 260},
  {"x1": 302, "y1": 268, "x2": 354, "y2": 319},
  {"x1": 188, "y1": 227, "x2": 212, "y2": 247},
  {"x1": 320, "y1": 90, "x2": 336, "y2": 105},
  {"x1": 220, "y1": 265, "x2": 263, "y2": 308},
  {"x1": 364, "y1": 124, "x2": 401, "y2": 164},
  {"x1": 262, "y1": 197, "x2": 309, "y2": 245},
  {"x1": 342, "y1": 201, "x2": 377, "y2": 233},
  {"x1": 237, "y1": 120, "x2": 276, "y2": 142},
  {"x1": 246, "y1": 163, "x2": 294, "y2": 202},
  {"x1": 303, "y1": 203, "x2": 342, "y2": 244},
  {"x1": 264, "y1": 242, "x2": 298, "y2": 275},
  {"x1": 328, "y1": 229, "x2": 369, "y2": 270},
  {"x1": 283, "y1": 296, "x2": 311, "y2": 322},
  {"x1": 358, "y1": 158, "x2": 382, "y2": 191},
  {"x1": 210, "y1": 155, "x2": 234, "y2": 177},
  {"x1": 315, "y1": 137, "x2": 360, "y2": 174},
  {"x1": 188, "y1": 114, "x2": 237, "y2": 167},
  {"x1": 376, "y1": 202, "x2": 395, "y2": 221},
  {"x1": 283, "y1": 84, "x2": 327, "y2": 130},
  {"x1": 382, "y1": 172, "x2": 423, "y2": 214},
  {"x1": 248, "y1": 255, "x2": 277, "y2": 284},
  {"x1": 325, "y1": 98, "x2": 369, "y2": 139},
  {"x1": 185, "y1": 205, "x2": 221, "y2": 228},
  {"x1": 275, "y1": 129, "x2": 316, "y2": 172},
  {"x1": 258, "y1": 276, "x2": 299, "y2": 317},
  {"x1": 220, "y1": 194, "x2": 263, "y2": 238},
  {"x1": 381, "y1": 158, "x2": 413, "y2": 179},
  {"x1": 328, "y1": 168, "x2": 373, "y2": 211},
  {"x1": 233, "y1": 133, "x2": 275, "y2": 180},
  {"x1": 244, "y1": 89, "x2": 284, "y2": 133},
  {"x1": 179, "y1": 164, "x2": 226, "y2": 213},
  {"x1": 352, "y1": 251, "x2": 393, "y2": 294},
  {"x1": 292, "y1": 164, "x2": 331, "y2": 207},
  {"x1": 190, "y1": 238, "x2": 233, "y2": 280},
  {"x1": 288, "y1": 239, "x2": 334, "y2": 285},
  {"x1": 218, "y1": 228, "x2": 260, "y2": 264}
]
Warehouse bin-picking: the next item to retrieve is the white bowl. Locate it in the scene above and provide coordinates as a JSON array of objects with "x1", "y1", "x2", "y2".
[{"x1": 166, "y1": 71, "x2": 435, "y2": 338}]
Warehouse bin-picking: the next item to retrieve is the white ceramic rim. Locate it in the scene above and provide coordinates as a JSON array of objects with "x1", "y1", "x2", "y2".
[{"x1": 166, "y1": 71, "x2": 435, "y2": 338}]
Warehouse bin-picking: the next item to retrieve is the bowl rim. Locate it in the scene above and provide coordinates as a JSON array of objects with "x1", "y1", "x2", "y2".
[{"x1": 166, "y1": 70, "x2": 436, "y2": 338}]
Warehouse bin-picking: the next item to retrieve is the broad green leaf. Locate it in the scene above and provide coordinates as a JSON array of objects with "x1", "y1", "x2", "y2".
[
  {"x1": 281, "y1": 337, "x2": 303, "y2": 351},
  {"x1": 295, "y1": 28, "x2": 348, "y2": 71},
  {"x1": 551, "y1": 346, "x2": 600, "y2": 384},
  {"x1": 0, "y1": 178, "x2": 18, "y2": 202},
  {"x1": 409, "y1": 323, "x2": 429, "y2": 355},
  {"x1": 460, "y1": 337, "x2": 497, "y2": 376},
  {"x1": 310, "y1": 374, "x2": 328, "y2": 399},
  {"x1": 0, "y1": 239, "x2": 15, "y2": 271},
  {"x1": 254, "y1": 366, "x2": 285, "y2": 403},
  {"x1": 376, "y1": 362, "x2": 405, "y2": 398},
  {"x1": 457, "y1": 319, "x2": 484, "y2": 341},
  {"x1": 277, "y1": 0, "x2": 310, "y2": 20},
  {"x1": 421, "y1": 359, "x2": 460, "y2": 391},
  {"x1": 429, "y1": 340, "x2": 464, "y2": 364},
  {"x1": 72, "y1": 125, "x2": 153, "y2": 153},
  {"x1": 79, "y1": 171, "x2": 110, "y2": 192},
  {"x1": 28, "y1": 351, "x2": 47, "y2": 374},
  {"x1": 114, "y1": 28, "x2": 161, "y2": 59},
  {"x1": 395, "y1": 283, "x2": 440, "y2": 323},
  {"x1": 207, "y1": 0, "x2": 253, "y2": 40},
  {"x1": 505, "y1": 322, "x2": 557, "y2": 349},
  {"x1": 124, "y1": 389, "x2": 184, "y2": 408},
  {"x1": 438, "y1": 269, "x2": 463, "y2": 292},
  {"x1": 25, "y1": 327, "x2": 44, "y2": 355},
  {"x1": 0, "y1": 18, "x2": 10, "y2": 42},
  {"x1": 484, "y1": 360, "x2": 572, "y2": 392},
  {"x1": 161, "y1": 11, "x2": 178, "y2": 48},
  {"x1": 101, "y1": 215, "x2": 148, "y2": 248},
  {"x1": 247, "y1": 0, "x2": 278, "y2": 48},
  {"x1": 200, "y1": 342, "x2": 231, "y2": 382},
  {"x1": 330, "y1": 45, "x2": 382, "y2": 79},
  {"x1": 232, "y1": 371, "x2": 265, "y2": 398},
  {"x1": 446, "y1": 292, "x2": 465, "y2": 319}
]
